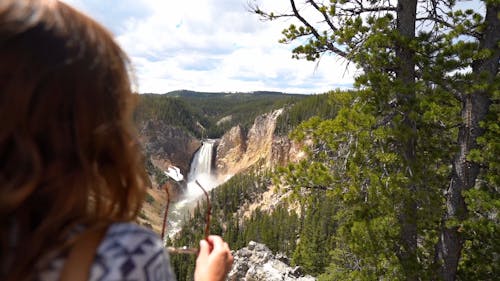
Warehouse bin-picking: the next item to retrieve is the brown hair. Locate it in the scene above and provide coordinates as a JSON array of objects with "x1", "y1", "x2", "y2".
[{"x1": 0, "y1": 1, "x2": 148, "y2": 279}]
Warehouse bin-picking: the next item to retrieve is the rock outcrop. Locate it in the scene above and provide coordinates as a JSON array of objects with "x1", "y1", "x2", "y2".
[
  {"x1": 270, "y1": 136, "x2": 306, "y2": 167},
  {"x1": 216, "y1": 109, "x2": 284, "y2": 176},
  {"x1": 245, "y1": 109, "x2": 283, "y2": 163},
  {"x1": 216, "y1": 108, "x2": 308, "y2": 176},
  {"x1": 227, "y1": 241, "x2": 316, "y2": 281},
  {"x1": 138, "y1": 120, "x2": 201, "y2": 175},
  {"x1": 216, "y1": 125, "x2": 246, "y2": 173}
]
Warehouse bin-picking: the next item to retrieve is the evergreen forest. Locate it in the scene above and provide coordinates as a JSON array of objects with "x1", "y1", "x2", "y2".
[
  {"x1": 134, "y1": 90, "x2": 305, "y2": 138},
  {"x1": 166, "y1": 0, "x2": 499, "y2": 281}
]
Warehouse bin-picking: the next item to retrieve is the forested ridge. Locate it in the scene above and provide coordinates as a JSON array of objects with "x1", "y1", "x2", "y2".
[
  {"x1": 135, "y1": 94, "x2": 206, "y2": 137},
  {"x1": 167, "y1": 0, "x2": 499, "y2": 280},
  {"x1": 135, "y1": 91, "x2": 305, "y2": 138},
  {"x1": 275, "y1": 90, "x2": 351, "y2": 135}
]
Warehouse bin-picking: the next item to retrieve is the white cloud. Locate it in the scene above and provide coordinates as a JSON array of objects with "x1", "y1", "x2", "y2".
[{"x1": 62, "y1": 0, "x2": 356, "y2": 94}]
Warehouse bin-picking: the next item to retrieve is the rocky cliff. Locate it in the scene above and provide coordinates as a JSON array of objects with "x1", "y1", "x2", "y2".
[
  {"x1": 227, "y1": 241, "x2": 316, "y2": 281},
  {"x1": 216, "y1": 110, "x2": 281, "y2": 176},
  {"x1": 138, "y1": 120, "x2": 201, "y2": 176},
  {"x1": 135, "y1": 120, "x2": 201, "y2": 233},
  {"x1": 270, "y1": 136, "x2": 306, "y2": 167},
  {"x1": 216, "y1": 109, "x2": 306, "y2": 176},
  {"x1": 215, "y1": 125, "x2": 246, "y2": 173}
]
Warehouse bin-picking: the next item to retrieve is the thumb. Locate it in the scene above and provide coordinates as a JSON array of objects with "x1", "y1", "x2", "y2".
[{"x1": 198, "y1": 239, "x2": 210, "y2": 259}]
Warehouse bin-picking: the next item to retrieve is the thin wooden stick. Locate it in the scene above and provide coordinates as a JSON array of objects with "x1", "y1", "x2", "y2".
[
  {"x1": 166, "y1": 246, "x2": 198, "y2": 255},
  {"x1": 163, "y1": 181, "x2": 211, "y2": 254},
  {"x1": 161, "y1": 184, "x2": 170, "y2": 240},
  {"x1": 195, "y1": 180, "x2": 211, "y2": 241}
]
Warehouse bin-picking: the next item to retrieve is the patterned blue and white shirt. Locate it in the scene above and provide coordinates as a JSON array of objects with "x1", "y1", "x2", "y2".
[{"x1": 38, "y1": 223, "x2": 176, "y2": 281}]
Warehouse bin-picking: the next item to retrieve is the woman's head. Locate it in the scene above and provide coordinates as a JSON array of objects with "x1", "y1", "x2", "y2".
[{"x1": 0, "y1": 0, "x2": 148, "y2": 278}]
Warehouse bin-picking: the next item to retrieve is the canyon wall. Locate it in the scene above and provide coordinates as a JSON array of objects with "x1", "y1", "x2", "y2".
[
  {"x1": 216, "y1": 109, "x2": 306, "y2": 177},
  {"x1": 139, "y1": 108, "x2": 305, "y2": 183},
  {"x1": 138, "y1": 120, "x2": 201, "y2": 175}
]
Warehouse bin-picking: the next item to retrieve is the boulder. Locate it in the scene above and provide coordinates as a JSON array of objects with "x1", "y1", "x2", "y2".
[{"x1": 227, "y1": 241, "x2": 316, "y2": 281}]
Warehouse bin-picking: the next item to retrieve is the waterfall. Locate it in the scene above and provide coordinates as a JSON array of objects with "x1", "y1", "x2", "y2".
[
  {"x1": 165, "y1": 139, "x2": 220, "y2": 238},
  {"x1": 188, "y1": 140, "x2": 214, "y2": 180},
  {"x1": 186, "y1": 139, "x2": 218, "y2": 197}
]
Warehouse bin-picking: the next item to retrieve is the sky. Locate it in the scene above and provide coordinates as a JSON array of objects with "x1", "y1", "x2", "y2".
[
  {"x1": 60, "y1": 0, "x2": 482, "y2": 95},
  {"x1": 60, "y1": 0, "x2": 356, "y2": 94}
]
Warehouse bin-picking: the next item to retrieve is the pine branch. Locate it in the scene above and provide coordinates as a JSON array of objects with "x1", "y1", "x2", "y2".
[
  {"x1": 289, "y1": 0, "x2": 347, "y2": 57},
  {"x1": 416, "y1": 16, "x2": 481, "y2": 39},
  {"x1": 308, "y1": 0, "x2": 338, "y2": 32}
]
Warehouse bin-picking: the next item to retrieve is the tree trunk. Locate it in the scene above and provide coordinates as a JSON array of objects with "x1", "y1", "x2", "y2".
[
  {"x1": 436, "y1": 3, "x2": 500, "y2": 281},
  {"x1": 395, "y1": 0, "x2": 418, "y2": 280}
]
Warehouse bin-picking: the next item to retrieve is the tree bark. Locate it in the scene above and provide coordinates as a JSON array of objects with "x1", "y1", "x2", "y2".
[
  {"x1": 395, "y1": 0, "x2": 418, "y2": 280},
  {"x1": 436, "y1": 3, "x2": 500, "y2": 281}
]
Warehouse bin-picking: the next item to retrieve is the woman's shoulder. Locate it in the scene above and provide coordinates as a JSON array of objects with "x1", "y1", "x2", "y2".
[
  {"x1": 89, "y1": 222, "x2": 176, "y2": 281},
  {"x1": 37, "y1": 222, "x2": 176, "y2": 281},
  {"x1": 99, "y1": 222, "x2": 164, "y2": 250}
]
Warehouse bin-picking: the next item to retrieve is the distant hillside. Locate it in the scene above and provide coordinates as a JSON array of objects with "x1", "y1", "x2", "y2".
[
  {"x1": 134, "y1": 93, "x2": 207, "y2": 137},
  {"x1": 164, "y1": 89, "x2": 292, "y2": 98},
  {"x1": 135, "y1": 90, "x2": 306, "y2": 138},
  {"x1": 275, "y1": 90, "x2": 352, "y2": 135}
]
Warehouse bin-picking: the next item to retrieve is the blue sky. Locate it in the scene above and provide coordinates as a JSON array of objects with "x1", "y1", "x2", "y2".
[
  {"x1": 61, "y1": 0, "x2": 482, "y2": 94},
  {"x1": 61, "y1": 0, "x2": 357, "y2": 94}
]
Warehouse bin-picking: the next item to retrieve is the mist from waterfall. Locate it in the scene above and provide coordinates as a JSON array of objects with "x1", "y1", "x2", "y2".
[{"x1": 166, "y1": 139, "x2": 220, "y2": 237}]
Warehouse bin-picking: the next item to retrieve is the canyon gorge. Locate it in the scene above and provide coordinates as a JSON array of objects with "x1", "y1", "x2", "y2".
[{"x1": 136, "y1": 107, "x2": 306, "y2": 234}]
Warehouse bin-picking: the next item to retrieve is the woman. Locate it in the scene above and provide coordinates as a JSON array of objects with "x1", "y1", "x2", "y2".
[{"x1": 0, "y1": 0, "x2": 233, "y2": 280}]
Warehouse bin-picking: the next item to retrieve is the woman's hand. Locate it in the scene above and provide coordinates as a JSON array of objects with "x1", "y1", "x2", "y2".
[{"x1": 194, "y1": 235, "x2": 234, "y2": 281}]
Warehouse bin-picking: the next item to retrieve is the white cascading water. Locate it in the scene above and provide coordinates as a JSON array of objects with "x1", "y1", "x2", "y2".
[
  {"x1": 166, "y1": 140, "x2": 219, "y2": 237},
  {"x1": 186, "y1": 139, "x2": 219, "y2": 197},
  {"x1": 189, "y1": 140, "x2": 213, "y2": 175}
]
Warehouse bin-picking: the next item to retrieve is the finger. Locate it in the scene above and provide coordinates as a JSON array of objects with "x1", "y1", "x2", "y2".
[
  {"x1": 207, "y1": 235, "x2": 223, "y2": 245},
  {"x1": 207, "y1": 235, "x2": 225, "y2": 250}
]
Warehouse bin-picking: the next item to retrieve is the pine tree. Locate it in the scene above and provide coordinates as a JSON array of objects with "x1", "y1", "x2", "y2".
[
  {"x1": 432, "y1": 2, "x2": 500, "y2": 279},
  {"x1": 253, "y1": 0, "x2": 499, "y2": 279}
]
